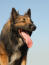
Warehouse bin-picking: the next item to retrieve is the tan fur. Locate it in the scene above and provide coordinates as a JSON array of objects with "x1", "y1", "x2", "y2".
[
  {"x1": 0, "y1": 8, "x2": 36, "y2": 65},
  {"x1": 0, "y1": 42, "x2": 8, "y2": 65},
  {"x1": 21, "y1": 55, "x2": 27, "y2": 65},
  {"x1": 14, "y1": 15, "x2": 32, "y2": 27}
]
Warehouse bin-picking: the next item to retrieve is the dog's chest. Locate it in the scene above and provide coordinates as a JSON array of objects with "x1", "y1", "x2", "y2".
[{"x1": 8, "y1": 38, "x2": 23, "y2": 65}]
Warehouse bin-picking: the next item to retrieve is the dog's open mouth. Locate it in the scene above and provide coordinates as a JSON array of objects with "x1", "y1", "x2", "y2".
[{"x1": 18, "y1": 29, "x2": 33, "y2": 48}]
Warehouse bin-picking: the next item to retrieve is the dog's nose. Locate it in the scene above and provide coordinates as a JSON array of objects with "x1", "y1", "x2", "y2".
[{"x1": 29, "y1": 24, "x2": 36, "y2": 31}]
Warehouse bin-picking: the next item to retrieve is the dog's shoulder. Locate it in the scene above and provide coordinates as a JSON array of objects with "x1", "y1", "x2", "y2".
[{"x1": 0, "y1": 41, "x2": 9, "y2": 65}]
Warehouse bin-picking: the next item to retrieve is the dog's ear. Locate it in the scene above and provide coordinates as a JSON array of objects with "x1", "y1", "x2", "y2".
[
  {"x1": 25, "y1": 9, "x2": 31, "y2": 17},
  {"x1": 11, "y1": 8, "x2": 19, "y2": 20}
]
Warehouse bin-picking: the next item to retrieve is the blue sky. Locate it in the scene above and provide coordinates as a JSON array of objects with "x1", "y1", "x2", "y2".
[{"x1": 0, "y1": 0, "x2": 49, "y2": 65}]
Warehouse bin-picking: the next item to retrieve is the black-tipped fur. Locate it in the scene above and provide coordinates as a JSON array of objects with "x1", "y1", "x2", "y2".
[{"x1": 0, "y1": 8, "x2": 36, "y2": 65}]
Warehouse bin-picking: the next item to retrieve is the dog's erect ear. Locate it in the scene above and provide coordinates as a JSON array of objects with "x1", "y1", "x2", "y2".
[
  {"x1": 11, "y1": 8, "x2": 19, "y2": 20},
  {"x1": 25, "y1": 9, "x2": 31, "y2": 17}
]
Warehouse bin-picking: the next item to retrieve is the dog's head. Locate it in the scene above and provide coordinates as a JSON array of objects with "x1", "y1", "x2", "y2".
[
  {"x1": 10, "y1": 8, "x2": 36, "y2": 48},
  {"x1": 10, "y1": 8, "x2": 36, "y2": 35}
]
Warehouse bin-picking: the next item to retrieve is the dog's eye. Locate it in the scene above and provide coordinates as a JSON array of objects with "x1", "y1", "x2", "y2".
[
  {"x1": 22, "y1": 18, "x2": 26, "y2": 22},
  {"x1": 23, "y1": 18, "x2": 25, "y2": 21}
]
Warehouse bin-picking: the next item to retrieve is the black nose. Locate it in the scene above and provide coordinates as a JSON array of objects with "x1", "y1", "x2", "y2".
[{"x1": 29, "y1": 24, "x2": 36, "y2": 31}]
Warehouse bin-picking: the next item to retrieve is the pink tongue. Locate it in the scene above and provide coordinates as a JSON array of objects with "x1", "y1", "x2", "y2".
[{"x1": 20, "y1": 32, "x2": 33, "y2": 48}]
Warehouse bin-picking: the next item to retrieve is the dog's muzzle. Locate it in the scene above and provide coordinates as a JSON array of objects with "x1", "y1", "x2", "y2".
[{"x1": 29, "y1": 24, "x2": 36, "y2": 31}]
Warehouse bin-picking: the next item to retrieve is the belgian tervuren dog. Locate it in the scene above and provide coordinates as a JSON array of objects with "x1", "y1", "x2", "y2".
[{"x1": 0, "y1": 8, "x2": 36, "y2": 65}]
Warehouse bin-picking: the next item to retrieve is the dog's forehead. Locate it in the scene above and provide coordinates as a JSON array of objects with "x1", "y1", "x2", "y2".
[{"x1": 17, "y1": 15, "x2": 30, "y2": 20}]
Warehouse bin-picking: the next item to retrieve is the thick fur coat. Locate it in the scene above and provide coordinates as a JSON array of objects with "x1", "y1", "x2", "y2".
[{"x1": 0, "y1": 8, "x2": 36, "y2": 65}]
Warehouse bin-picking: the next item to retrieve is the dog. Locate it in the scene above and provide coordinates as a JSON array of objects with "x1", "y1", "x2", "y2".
[{"x1": 0, "y1": 8, "x2": 36, "y2": 65}]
